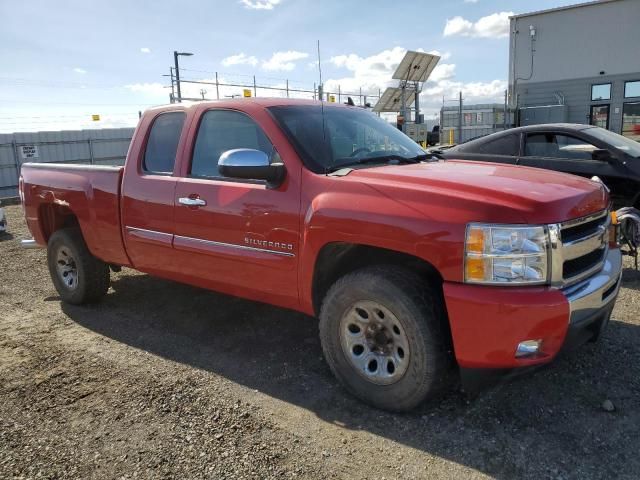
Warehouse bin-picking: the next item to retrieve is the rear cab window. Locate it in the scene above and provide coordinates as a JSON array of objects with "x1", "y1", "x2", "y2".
[
  {"x1": 143, "y1": 112, "x2": 186, "y2": 174},
  {"x1": 473, "y1": 134, "x2": 520, "y2": 156}
]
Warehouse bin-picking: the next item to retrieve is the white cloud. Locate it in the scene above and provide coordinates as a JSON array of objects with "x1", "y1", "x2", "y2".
[
  {"x1": 222, "y1": 53, "x2": 258, "y2": 67},
  {"x1": 240, "y1": 0, "x2": 280, "y2": 10},
  {"x1": 430, "y1": 63, "x2": 456, "y2": 82},
  {"x1": 262, "y1": 50, "x2": 309, "y2": 71},
  {"x1": 422, "y1": 79, "x2": 507, "y2": 101},
  {"x1": 464, "y1": 0, "x2": 479, "y2": 3},
  {"x1": 329, "y1": 46, "x2": 405, "y2": 79},
  {"x1": 444, "y1": 17, "x2": 473, "y2": 37},
  {"x1": 140, "y1": 47, "x2": 151, "y2": 54},
  {"x1": 324, "y1": 47, "x2": 423, "y2": 104},
  {"x1": 330, "y1": 47, "x2": 451, "y2": 78},
  {"x1": 443, "y1": 11, "x2": 513, "y2": 38},
  {"x1": 73, "y1": 67, "x2": 87, "y2": 74},
  {"x1": 427, "y1": 49, "x2": 451, "y2": 60},
  {"x1": 125, "y1": 82, "x2": 167, "y2": 96},
  {"x1": 323, "y1": 47, "x2": 505, "y2": 117}
]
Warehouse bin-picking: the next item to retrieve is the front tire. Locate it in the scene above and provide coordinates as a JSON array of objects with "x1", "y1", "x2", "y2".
[
  {"x1": 319, "y1": 266, "x2": 450, "y2": 411},
  {"x1": 47, "y1": 228, "x2": 110, "y2": 305}
]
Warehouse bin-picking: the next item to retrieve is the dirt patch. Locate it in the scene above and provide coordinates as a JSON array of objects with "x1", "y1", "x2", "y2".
[{"x1": 1, "y1": 205, "x2": 639, "y2": 479}]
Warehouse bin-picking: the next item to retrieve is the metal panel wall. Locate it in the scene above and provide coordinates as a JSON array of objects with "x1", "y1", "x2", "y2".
[
  {"x1": 513, "y1": 73, "x2": 640, "y2": 134},
  {"x1": 440, "y1": 104, "x2": 515, "y2": 144},
  {"x1": 509, "y1": 0, "x2": 640, "y2": 86},
  {"x1": 0, "y1": 134, "x2": 19, "y2": 198},
  {"x1": 0, "y1": 128, "x2": 134, "y2": 198}
]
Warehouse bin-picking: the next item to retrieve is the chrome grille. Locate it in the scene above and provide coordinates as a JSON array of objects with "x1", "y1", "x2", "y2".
[{"x1": 557, "y1": 210, "x2": 609, "y2": 286}]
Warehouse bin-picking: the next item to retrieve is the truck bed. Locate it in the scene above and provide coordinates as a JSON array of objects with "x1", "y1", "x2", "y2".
[{"x1": 21, "y1": 163, "x2": 129, "y2": 266}]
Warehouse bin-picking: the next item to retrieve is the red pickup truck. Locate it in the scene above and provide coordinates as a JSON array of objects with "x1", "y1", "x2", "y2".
[{"x1": 20, "y1": 99, "x2": 622, "y2": 411}]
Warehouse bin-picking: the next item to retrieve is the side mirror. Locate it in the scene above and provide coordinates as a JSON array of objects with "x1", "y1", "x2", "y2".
[
  {"x1": 591, "y1": 148, "x2": 613, "y2": 161},
  {"x1": 218, "y1": 149, "x2": 286, "y2": 187}
]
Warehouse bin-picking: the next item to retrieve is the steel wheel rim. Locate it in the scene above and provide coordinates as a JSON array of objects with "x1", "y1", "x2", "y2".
[
  {"x1": 339, "y1": 300, "x2": 410, "y2": 385},
  {"x1": 55, "y1": 246, "x2": 79, "y2": 291}
]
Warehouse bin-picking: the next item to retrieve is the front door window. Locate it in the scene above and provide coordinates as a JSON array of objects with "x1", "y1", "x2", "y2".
[{"x1": 524, "y1": 133, "x2": 598, "y2": 160}]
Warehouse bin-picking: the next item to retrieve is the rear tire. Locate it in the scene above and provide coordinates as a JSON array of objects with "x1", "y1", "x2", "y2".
[
  {"x1": 319, "y1": 266, "x2": 450, "y2": 411},
  {"x1": 47, "y1": 228, "x2": 110, "y2": 305}
]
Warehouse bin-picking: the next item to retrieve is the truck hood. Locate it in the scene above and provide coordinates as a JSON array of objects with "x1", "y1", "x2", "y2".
[{"x1": 346, "y1": 160, "x2": 608, "y2": 224}]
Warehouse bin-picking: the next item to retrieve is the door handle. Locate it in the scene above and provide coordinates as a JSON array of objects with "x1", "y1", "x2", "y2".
[{"x1": 178, "y1": 197, "x2": 207, "y2": 207}]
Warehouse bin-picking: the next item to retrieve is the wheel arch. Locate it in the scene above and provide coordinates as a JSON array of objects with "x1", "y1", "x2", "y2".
[
  {"x1": 311, "y1": 242, "x2": 446, "y2": 317},
  {"x1": 38, "y1": 203, "x2": 80, "y2": 242}
]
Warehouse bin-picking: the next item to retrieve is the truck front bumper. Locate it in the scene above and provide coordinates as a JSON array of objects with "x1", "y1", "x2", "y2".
[{"x1": 443, "y1": 247, "x2": 622, "y2": 377}]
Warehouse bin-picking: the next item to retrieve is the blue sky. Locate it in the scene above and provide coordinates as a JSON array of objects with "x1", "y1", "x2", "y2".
[{"x1": 0, "y1": 0, "x2": 581, "y2": 132}]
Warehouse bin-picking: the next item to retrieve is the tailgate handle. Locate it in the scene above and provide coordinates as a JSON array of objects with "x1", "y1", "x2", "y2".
[{"x1": 178, "y1": 197, "x2": 207, "y2": 207}]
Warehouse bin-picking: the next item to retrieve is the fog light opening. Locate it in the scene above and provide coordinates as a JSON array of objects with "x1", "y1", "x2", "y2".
[{"x1": 515, "y1": 339, "x2": 543, "y2": 358}]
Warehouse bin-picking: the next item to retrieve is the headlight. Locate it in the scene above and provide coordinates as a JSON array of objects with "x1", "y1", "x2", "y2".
[{"x1": 464, "y1": 224, "x2": 549, "y2": 285}]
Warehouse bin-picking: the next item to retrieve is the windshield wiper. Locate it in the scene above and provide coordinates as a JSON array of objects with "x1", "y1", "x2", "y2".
[{"x1": 325, "y1": 153, "x2": 428, "y2": 174}]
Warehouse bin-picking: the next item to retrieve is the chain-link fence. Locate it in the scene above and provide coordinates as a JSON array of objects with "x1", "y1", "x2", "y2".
[{"x1": 172, "y1": 69, "x2": 381, "y2": 108}]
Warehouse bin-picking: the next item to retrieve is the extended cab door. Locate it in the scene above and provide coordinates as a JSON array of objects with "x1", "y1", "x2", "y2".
[
  {"x1": 121, "y1": 111, "x2": 186, "y2": 275},
  {"x1": 172, "y1": 108, "x2": 301, "y2": 309}
]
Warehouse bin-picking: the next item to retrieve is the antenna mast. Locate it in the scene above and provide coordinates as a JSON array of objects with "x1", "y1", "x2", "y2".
[{"x1": 317, "y1": 40, "x2": 323, "y2": 101}]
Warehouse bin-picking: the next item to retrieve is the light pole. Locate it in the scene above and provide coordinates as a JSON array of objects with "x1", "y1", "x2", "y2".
[
  {"x1": 173, "y1": 51, "x2": 193, "y2": 102},
  {"x1": 162, "y1": 67, "x2": 175, "y2": 103}
]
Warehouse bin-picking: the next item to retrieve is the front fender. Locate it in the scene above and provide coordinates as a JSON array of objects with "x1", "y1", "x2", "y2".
[{"x1": 297, "y1": 188, "x2": 465, "y2": 314}]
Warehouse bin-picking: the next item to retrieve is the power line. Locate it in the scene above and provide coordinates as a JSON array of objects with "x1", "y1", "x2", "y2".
[{"x1": 179, "y1": 68, "x2": 309, "y2": 85}]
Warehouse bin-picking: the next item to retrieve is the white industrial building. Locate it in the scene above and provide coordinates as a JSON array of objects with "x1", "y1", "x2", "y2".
[{"x1": 509, "y1": 0, "x2": 640, "y2": 140}]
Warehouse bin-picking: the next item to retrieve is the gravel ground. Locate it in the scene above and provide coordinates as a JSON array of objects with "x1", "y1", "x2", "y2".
[{"x1": 1, "y1": 204, "x2": 639, "y2": 479}]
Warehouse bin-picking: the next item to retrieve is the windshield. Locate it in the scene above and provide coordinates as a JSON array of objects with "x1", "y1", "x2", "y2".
[
  {"x1": 268, "y1": 105, "x2": 426, "y2": 173},
  {"x1": 586, "y1": 126, "x2": 640, "y2": 158}
]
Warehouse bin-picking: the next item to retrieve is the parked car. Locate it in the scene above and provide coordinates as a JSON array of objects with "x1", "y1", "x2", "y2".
[
  {"x1": 432, "y1": 124, "x2": 640, "y2": 208},
  {"x1": 19, "y1": 100, "x2": 621, "y2": 411}
]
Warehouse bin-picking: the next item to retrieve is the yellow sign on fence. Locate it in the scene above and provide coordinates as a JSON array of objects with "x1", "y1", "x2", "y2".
[
  {"x1": 328, "y1": 95, "x2": 336, "y2": 103},
  {"x1": 91, "y1": 114, "x2": 100, "y2": 121},
  {"x1": 243, "y1": 89, "x2": 252, "y2": 98}
]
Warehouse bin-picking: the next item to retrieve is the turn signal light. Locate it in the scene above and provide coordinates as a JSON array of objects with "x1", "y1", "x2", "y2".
[
  {"x1": 464, "y1": 257, "x2": 487, "y2": 282},
  {"x1": 609, "y1": 211, "x2": 619, "y2": 246},
  {"x1": 466, "y1": 228, "x2": 485, "y2": 254}
]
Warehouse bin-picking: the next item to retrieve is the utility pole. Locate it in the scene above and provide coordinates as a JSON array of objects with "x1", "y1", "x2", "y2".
[
  {"x1": 200, "y1": 89, "x2": 207, "y2": 100},
  {"x1": 503, "y1": 89, "x2": 508, "y2": 129},
  {"x1": 458, "y1": 91, "x2": 463, "y2": 144},
  {"x1": 414, "y1": 81, "x2": 421, "y2": 124},
  {"x1": 173, "y1": 51, "x2": 193, "y2": 102},
  {"x1": 162, "y1": 67, "x2": 176, "y2": 103},
  {"x1": 170, "y1": 67, "x2": 175, "y2": 103}
]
